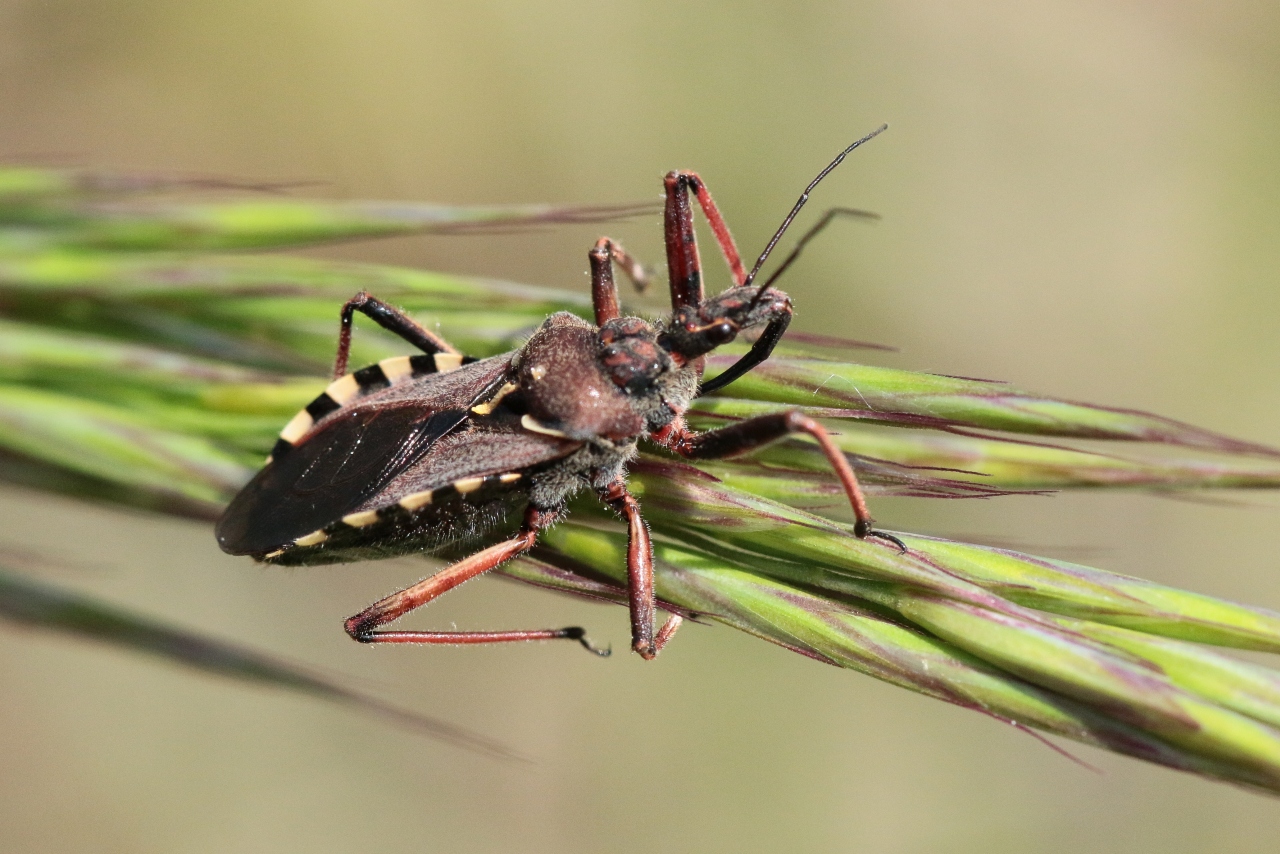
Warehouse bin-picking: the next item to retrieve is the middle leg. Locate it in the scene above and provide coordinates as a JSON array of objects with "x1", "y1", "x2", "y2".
[
  {"x1": 598, "y1": 477, "x2": 684, "y2": 659},
  {"x1": 652, "y1": 411, "x2": 906, "y2": 551}
]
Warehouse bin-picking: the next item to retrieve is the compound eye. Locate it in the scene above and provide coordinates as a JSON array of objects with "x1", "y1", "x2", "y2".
[{"x1": 706, "y1": 322, "x2": 735, "y2": 345}]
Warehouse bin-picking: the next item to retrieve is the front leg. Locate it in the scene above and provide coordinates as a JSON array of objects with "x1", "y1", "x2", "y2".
[
  {"x1": 589, "y1": 237, "x2": 651, "y2": 325},
  {"x1": 696, "y1": 312, "x2": 791, "y2": 396},
  {"x1": 598, "y1": 478, "x2": 684, "y2": 659},
  {"x1": 653, "y1": 412, "x2": 907, "y2": 551},
  {"x1": 663, "y1": 170, "x2": 749, "y2": 310}
]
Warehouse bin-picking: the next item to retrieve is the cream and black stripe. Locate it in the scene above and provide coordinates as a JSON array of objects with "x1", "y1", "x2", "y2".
[
  {"x1": 279, "y1": 472, "x2": 524, "y2": 554},
  {"x1": 268, "y1": 351, "x2": 475, "y2": 461},
  {"x1": 391, "y1": 472, "x2": 522, "y2": 518}
]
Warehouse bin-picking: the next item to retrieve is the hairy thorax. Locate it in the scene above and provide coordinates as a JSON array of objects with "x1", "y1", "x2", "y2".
[{"x1": 513, "y1": 312, "x2": 697, "y2": 507}]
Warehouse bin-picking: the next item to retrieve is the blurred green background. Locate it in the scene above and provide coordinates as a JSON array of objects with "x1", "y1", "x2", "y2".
[{"x1": 4, "y1": 1, "x2": 1280, "y2": 851}]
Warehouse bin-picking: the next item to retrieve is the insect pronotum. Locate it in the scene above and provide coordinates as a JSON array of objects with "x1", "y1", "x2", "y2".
[{"x1": 216, "y1": 126, "x2": 903, "y2": 659}]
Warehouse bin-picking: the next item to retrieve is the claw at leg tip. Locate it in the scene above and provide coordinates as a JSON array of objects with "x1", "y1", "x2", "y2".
[
  {"x1": 877, "y1": 531, "x2": 908, "y2": 553},
  {"x1": 854, "y1": 520, "x2": 908, "y2": 554},
  {"x1": 565, "y1": 627, "x2": 611, "y2": 657},
  {"x1": 583, "y1": 638, "x2": 612, "y2": 657}
]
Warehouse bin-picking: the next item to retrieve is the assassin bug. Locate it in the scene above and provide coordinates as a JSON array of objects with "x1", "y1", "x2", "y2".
[{"x1": 216, "y1": 125, "x2": 903, "y2": 659}]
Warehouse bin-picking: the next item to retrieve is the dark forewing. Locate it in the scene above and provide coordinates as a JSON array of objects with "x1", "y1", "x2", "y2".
[
  {"x1": 366, "y1": 424, "x2": 582, "y2": 509},
  {"x1": 216, "y1": 353, "x2": 515, "y2": 556},
  {"x1": 216, "y1": 403, "x2": 469, "y2": 555},
  {"x1": 261, "y1": 423, "x2": 586, "y2": 565}
]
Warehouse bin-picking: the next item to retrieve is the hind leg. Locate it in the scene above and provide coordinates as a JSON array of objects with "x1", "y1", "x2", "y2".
[
  {"x1": 333, "y1": 291, "x2": 467, "y2": 378},
  {"x1": 343, "y1": 506, "x2": 608, "y2": 654}
]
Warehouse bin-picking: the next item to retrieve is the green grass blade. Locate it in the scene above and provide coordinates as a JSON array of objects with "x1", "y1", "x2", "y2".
[
  {"x1": 0, "y1": 166, "x2": 242, "y2": 207},
  {"x1": 704, "y1": 357, "x2": 1279, "y2": 456},
  {"x1": 0, "y1": 251, "x2": 587, "y2": 308},
  {"x1": 513, "y1": 529, "x2": 1280, "y2": 792},
  {"x1": 691, "y1": 400, "x2": 1280, "y2": 490},
  {"x1": 621, "y1": 458, "x2": 1025, "y2": 612},
  {"x1": 0, "y1": 318, "x2": 274, "y2": 390},
  {"x1": 691, "y1": 458, "x2": 1022, "y2": 502},
  {"x1": 0, "y1": 384, "x2": 249, "y2": 512},
  {"x1": 1062, "y1": 619, "x2": 1280, "y2": 730},
  {"x1": 624, "y1": 459, "x2": 1280, "y2": 652},
  {"x1": 0, "y1": 199, "x2": 661, "y2": 252},
  {"x1": 901, "y1": 536, "x2": 1280, "y2": 651}
]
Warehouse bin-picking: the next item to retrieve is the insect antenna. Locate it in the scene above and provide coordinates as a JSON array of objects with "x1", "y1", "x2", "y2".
[
  {"x1": 755, "y1": 206, "x2": 880, "y2": 293},
  {"x1": 744, "y1": 124, "x2": 888, "y2": 306}
]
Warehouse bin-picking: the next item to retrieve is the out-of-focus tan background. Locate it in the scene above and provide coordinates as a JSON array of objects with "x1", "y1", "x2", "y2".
[{"x1": 3, "y1": 2, "x2": 1280, "y2": 851}]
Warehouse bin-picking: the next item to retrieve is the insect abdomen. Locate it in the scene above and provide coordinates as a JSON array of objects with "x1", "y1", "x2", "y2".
[{"x1": 263, "y1": 471, "x2": 529, "y2": 566}]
